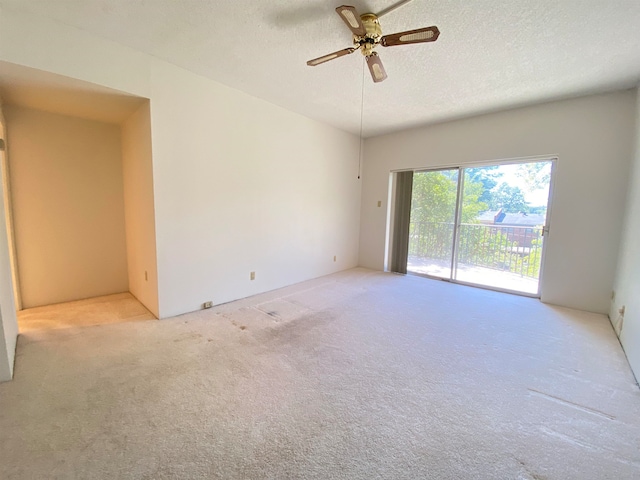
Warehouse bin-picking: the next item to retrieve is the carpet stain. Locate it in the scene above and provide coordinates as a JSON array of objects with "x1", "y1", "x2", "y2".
[
  {"x1": 516, "y1": 458, "x2": 549, "y2": 480},
  {"x1": 258, "y1": 311, "x2": 335, "y2": 347},
  {"x1": 240, "y1": 326, "x2": 247, "y2": 331},
  {"x1": 517, "y1": 458, "x2": 548, "y2": 480}
]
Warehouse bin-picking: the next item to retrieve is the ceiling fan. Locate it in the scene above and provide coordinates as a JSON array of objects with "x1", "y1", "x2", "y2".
[{"x1": 306, "y1": 4, "x2": 440, "y2": 83}]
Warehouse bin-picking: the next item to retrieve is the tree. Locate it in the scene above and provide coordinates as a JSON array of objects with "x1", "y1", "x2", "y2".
[
  {"x1": 409, "y1": 170, "x2": 488, "y2": 224},
  {"x1": 410, "y1": 170, "x2": 458, "y2": 225},
  {"x1": 517, "y1": 161, "x2": 551, "y2": 191},
  {"x1": 407, "y1": 168, "x2": 544, "y2": 280},
  {"x1": 465, "y1": 166, "x2": 502, "y2": 205},
  {"x1": 487, "y1": 183, "x2": 528, "y2": 213},
  {"x1": 461, "y1": 171, "x2": 488, "y2": 222},
  {"x1": 409, "y1": 171, "x2": 488, "y2": 260}
]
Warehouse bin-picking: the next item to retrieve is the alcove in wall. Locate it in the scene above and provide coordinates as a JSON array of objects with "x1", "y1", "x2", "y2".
[{"x1": 0, "y1": 61, "x2": 159, "y2": 330}]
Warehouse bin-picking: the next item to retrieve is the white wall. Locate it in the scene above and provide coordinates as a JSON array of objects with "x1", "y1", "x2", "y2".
[
  {"x1": 0, "y1": 7, "x2": 362, "y2": 319},
  {"x1": 360, "y1": 91, "x2": 637, "y2": 314},
  {"x1": 4, "y1": 106, "x2": 129, "y2": 308},
  {"x1": 611, "y1": 87, "x2": 640, "y2": 380},
  {"x1": 122, "y1": 101, "x2": 159, "y2": 317},
  {"x1": 0, "y1": 100, "x2": 18, "y2": 381},
  {"x1": 149, "y1": 61, "x2": 361, "y2": 317}
]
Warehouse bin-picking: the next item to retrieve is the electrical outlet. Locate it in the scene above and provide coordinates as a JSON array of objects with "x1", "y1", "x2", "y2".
[
  {"x1": 250, "y1": 271, "x2": 255, "y2": 280},
  {"x1": 334, "y1": 255, "x2": 337, "y2": 262},
  {"x1": 203, "y1": 301, "x2": 213, "y2": 309}
]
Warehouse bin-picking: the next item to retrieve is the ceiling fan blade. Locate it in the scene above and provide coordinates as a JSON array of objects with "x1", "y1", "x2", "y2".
[
  {"x1": 335, "y1": 5, "x2": 366, "y2": 36},
  {"x1": 381, "y1": 26, "x2": 440, "y2": 47},
  {"x1": 306, "y1": 47, "x2": 356, "y2": 66},
  {"x1": 366, "y1": 53, "x2": 388, "y2": 83}
]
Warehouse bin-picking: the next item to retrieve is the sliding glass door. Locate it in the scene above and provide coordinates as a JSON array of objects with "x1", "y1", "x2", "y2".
[
  {"x1": 402, "y1": 160, "x2": 553, "y2": 296},
  {"x1": 407, "y1": 168, "x2": 459, "y2": 279}
]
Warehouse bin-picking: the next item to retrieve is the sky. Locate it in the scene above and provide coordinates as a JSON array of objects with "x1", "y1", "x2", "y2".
[{"x1": 494, "y1": 161, "x2": 552, "y2": 207}]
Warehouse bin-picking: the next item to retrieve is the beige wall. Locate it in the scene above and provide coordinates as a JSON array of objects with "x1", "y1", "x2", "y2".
[
  {"x1": 360, "y1": 91, "x2": 636, "y2": 314},
  {"x1": 611, "y1": 87, "x2": 640, "y2": 380},
  {"x1": 122, "y1": 102, "x2": 159, "y2": 317},
  {"x1": 5, "y1": 105, "x2": 129, "y2": 308}
]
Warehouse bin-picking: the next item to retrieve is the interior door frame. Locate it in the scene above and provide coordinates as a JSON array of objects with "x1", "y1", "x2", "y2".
[
  {"x1": 387, "y1": 155, "x2": 558, "y2": 298},
  {"x1": 0, "y1": 116, "x2": 22, "y2": 310}
]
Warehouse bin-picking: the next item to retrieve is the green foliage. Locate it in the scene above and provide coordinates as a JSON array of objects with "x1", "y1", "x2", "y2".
[
  {"x1": 488, "y1": 183, "x2": 528, "y2": 213},
  {"x1": 519, "y1": 237, "x2": 543, "y2": 278},
  {"x1": 458, "y1": 225, "x2": 513, "y2": 268},
  {"x1": 410, "y1": 221, "x2": 544, "y2": 279},
  {"x1": 528, "y1": 205, "x2": 547, "y2": 215},
  {"x1": 408, "y1": 169, "x2": 544, "y2": 279},
  {"x1": 517, "y1": 161, "x2": 552, "y2": 191},
  {"x1": 410, "y1": 170, "x2": 488, "y2": 225},
  {"x1": 410, "y1": 170, "x2": 458, "y2": 225},
  {"x1": 462, "y1": 171, "x2": 488, "y2": 221},
  {"x1": 465, "y1": 166, "x2": 502, "y2": 205}
]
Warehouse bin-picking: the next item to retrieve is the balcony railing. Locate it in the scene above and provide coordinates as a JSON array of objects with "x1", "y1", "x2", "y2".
[{"x1": 408, "y1": 222, "x2": 543, "y2": 279}]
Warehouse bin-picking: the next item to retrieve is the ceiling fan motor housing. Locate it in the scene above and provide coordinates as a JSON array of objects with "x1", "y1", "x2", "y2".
[{"x1": 354, "y1": 13, "x2": 382, "y2": 56}]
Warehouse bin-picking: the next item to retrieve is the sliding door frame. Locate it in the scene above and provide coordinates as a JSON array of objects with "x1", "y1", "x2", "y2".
[
  {"x1": 451, "y1": 169, "x2": 465, "y2": 281},
  {"x1": 388, "y1": 155, "x2": 558, "y2": 299}
]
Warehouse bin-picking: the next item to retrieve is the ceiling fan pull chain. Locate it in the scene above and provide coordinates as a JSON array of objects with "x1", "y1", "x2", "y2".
[{"x1": 358, "y1": 56, "x2": 366, "y2": 179}]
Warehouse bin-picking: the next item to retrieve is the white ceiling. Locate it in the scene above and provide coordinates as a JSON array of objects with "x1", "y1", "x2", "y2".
[{"x1": 1, "y1": 0, "x2": 640, "y2": 137}]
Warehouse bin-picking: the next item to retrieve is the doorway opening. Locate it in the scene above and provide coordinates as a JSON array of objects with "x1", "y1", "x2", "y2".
[{"x1": 391, "y1": 159, "x2": 554, "y2": 296}]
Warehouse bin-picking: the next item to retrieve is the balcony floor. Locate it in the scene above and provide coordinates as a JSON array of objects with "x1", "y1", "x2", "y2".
[{"x1": 407, "y1": 256, "x2": 539, "y2": 295}]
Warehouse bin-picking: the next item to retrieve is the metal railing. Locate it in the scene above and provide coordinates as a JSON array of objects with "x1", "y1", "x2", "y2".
[{"x1": 408, "y1": 222, "x2": 543, "y2": 278}]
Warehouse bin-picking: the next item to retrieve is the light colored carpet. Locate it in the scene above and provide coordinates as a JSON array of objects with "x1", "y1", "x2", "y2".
[
  {"x1": 18, "y1": 292, "x2": 156, "y2": 332},
  {"x1": 1, "y1": 268, "x2": 639, "y2": 479}
]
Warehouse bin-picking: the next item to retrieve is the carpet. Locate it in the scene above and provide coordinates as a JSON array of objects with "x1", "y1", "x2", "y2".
[{"x1": 1, "y1": 268, "x2": 638, "y2": 479}]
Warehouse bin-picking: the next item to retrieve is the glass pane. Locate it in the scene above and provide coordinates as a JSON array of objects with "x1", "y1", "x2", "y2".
[
  {"x1": 407, "y1": 169, "x2": 459, "y2": 278},
  {"x1": 455, "y1": 162, "x2": 552, "y2": 294}
]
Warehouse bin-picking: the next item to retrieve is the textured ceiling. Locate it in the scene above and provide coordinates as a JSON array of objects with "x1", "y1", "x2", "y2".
[{"x1": 1, "y1": 0, "x2": 640, "y2": 137}]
